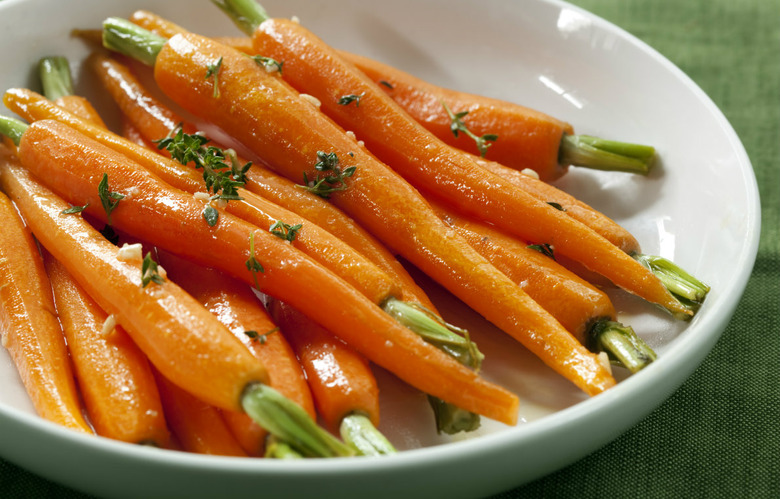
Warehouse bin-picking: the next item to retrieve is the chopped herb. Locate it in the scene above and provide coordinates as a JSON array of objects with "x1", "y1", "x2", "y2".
[
  {"x1": 244, "y1": 327, "x2": 280, "y2": 344},
  {"x1": 155, "y1": 126, "x2": 251, "y2": 225},
  {"x1": 547, "y1": 202, "x2": 566, "y2": 211},
  {"x1": 378, "y1": 80, "x2": 394, "y2": 89},
  {"x1": 270, "y1": 220, "x2": 303, "y2": 242},
  {"x1": 442, "y1": 102, "x2": 498, "y2": 157},
  {"x1": 61, "y1": 203, "x2": 89, "y2": 215},
  {"x1": 203, "y1": 205, "x2": 219, "y2": 226},
  {"x1": 97, "y1": 173, "x2": 125, "y2": 224},
  {"x1": 205, "y1": 56, "x2": 223, "y2": 98},
  {"x1": 338, "y1": 92, "x2": 365, "y2": 107},
  {"x1": 528, "y1": 243, "x2": 555, "y2": 260},
  {"x1": 245, "y1": 232, "x2": 265, "y2": 290},
  {"x1": 250, "y1": 55, "x2": 283, "y2": 74},
  {"x1": 141, "y1": 252, "x2": 165, "y2": 287},
  {"x1": 300, "y1": 151, "x2": 357, "y2": 198}
]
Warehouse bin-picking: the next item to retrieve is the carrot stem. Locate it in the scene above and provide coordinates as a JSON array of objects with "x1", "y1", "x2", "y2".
[
  {"x1": 586, "y1": 319, "x2": 656, "y2": 373},
  {"x1": 559, "y1": 135, "x2": 656, "y2": 175},
  {"x1": 633, "y1": 253, "x2": 710, "y2": 317},
  {"x1": 0, "y1": 116, "x2": 26, "y2": 146},
  {"x1": 241, "y1": 383, "x2": 354, "y2": 458},
  {"x1": 212, "y1": 0, "x2": 269, "y2": 34},
  {"x1": 265, "y1": 437, "x2": 304, "y2": 459},
  {"x1": 340, "y1": 413, "x2": 396, "y2": 456},
  {"x1": 102, "y1": 17, "x2": 165, "y2": 66},
  {"x1": 38, "y1": 57, "x2": 73, "y2": 101}
]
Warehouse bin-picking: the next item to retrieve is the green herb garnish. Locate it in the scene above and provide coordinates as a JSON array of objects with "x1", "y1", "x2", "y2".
[
  {"x1": 547, "y1": 202, "x2": 566, "y2": 211},
  {"x1": 250, "y1": 55, "x2": 283, "y2": 74},
  {"x1": 141, "y1": 251, "x2": 165, "y2": 287},
  {"x1": 338, "y1": 92, "x2": 365, "y2": 107},
  {"x1": 442, "y1": 102, "x2": 497, "y2": 158},
  {"x1": 205, "y1": 56, "x2": 223, "y2": 98},
  {"x1": 528, "y1": 243, "x2": 555, "y2": 260},
  {"x1": 270, "y1": 220, "x2": 303, "y2": 242},
  {"x1": 300, "y1": 151, "x2": 356, "y2": 198},
  {"x1": 245, "y1": 327, "x2": 280, "y2": 344},
  {"x1": 245, "y1": 232, "x2": 265, "y2": 290},
  {"x1": 61, "y1": 203, "x2": 89, "y2": 215},
  {"x1": 97, "y1": 173, "x2": 125, "y2": 224}
]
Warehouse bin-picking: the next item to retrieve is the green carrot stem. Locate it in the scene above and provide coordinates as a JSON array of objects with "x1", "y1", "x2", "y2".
[
  {"x1": 211, "y1": 0, "x2": 269, "y2": 35},
  {"x1": 633, "y1": 253, "x2": 710, "y2": 319},
  {"x1": 339, "y1": 413, "x2": 396, "y2": 456},
  {"x1": 0, "y1": 116, "x2": 28, "y2": 147},
  {"x1": 382, "y1": 297, "x2": 482, "y2": 434},
  {"x1": 264, "y1": 437, "x2": 304, "y2": 459},
  {"x1": 559, "y1": 134, "x2": 655, "y2": 175},
  {"x1": 102, "y1": 17, "x2": 166, "y2": 67},
  {"x1": 241, "y1": 383, "x2": 354, "y2": 458},
  {"x1": 586, "y1": 319, "x2": 656, "y2": 373},
  {"x1": 38, "y1": 56, "x2": 74, "y2": 101}
]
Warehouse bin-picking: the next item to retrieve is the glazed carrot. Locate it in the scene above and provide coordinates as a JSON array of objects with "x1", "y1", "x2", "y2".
[
  {"x1": 432, "y1": 201, "x2": 656, "y2": 372},
  {"x1": 0, "y1": 152, "x2": 351, "y2": 457},
  {"x1": 89, "y1": 51, "x2": 433, "y2": 308},
  {"x1": 1, "y1": 117, "x2": 518, "y2": 427},
  {"x1": 4, "y1": 88, "x2": 398, "y2": 306},
  {"x1": 268, "y1": 299, "x2": 395, "y2": 455},
  {"x1": 0, "y1": 164, "x2": 91, "y2": 433},
  {"x1": 216, "y1": 5, "x2": 699, "y2": 318},
  {"x1": 152, "y1": 368, "x2": 248, "y2": 457},
  {"x1": 339, "y1": 51, "x2": 655, "y2": 180},
  {"x1": 44, "y1": 250, "x2": 170, "y2": 445},
  {"x1": 103, "y1": 21, "x2": 615, "y2": 396},
  {"x1": 38, "y1": 56, "x2": 107, "y2": 127}
]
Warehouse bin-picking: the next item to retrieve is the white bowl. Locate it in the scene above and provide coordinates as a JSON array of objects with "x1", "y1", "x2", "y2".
[{"x1": 0, "y1": 0, "x2": 760, "y2": 497}]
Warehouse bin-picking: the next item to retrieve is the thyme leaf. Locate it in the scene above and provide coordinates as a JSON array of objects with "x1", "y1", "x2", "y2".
[
  {"x1": 547, "y1": 202, "x2": 566, "y2": 211},
  {"x1": 245, "y1": 232, "x2": 264, "y2": 290},
  {"x1": 338, "y1": 92, "x2": 365, "y2": 107},
  {"x1": 61, "y1": 203, "x2": 89, "y2": 215},
  {"x1": 269, "y1": 220, "x2": 303, "y2": 242},
  {"x1": 528, "y1": 243, "x2": 555, "y2": 260},
  {"x1": 97, "y1": 173, "x2": 124, "y2": 225},
  {"x1": 299, "y1": 151, "x2": 356, "y2": 198},
  {"x1": 141, "y1": 252, "x2": 165, "y2": 287},
  {"x1": 442, "y1": 102, "x2": 498, "y2": 157},
  {"x1": 250, "y1": 55, "x2": 283, "y2": 74},
  {"x1": 245, "y1": 327, "x2": 279, "y2": 344}
]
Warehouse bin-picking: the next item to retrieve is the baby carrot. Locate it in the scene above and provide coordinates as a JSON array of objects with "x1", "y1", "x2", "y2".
[
  {"x1": 0, "y1": 161, "x2": 91, "y2": 433},
  {"x1": 44, "y1": 250, "x2": 170, "y2": 445},
  {"x1": 340, "y1": 51, "x2": 655, "y2": 180},
  {"x1": 0, "y1": 155, "x2": 351, "y2": 457},
  {"x1": 89, "y1": 51, "x2": 433, "y2": 308},
  {"x1": 38, "y1": 56, "x2": 107, "y2": 127},
  {"x1": 2, "y1": 116, "x2": 519, "y2": 426},
  {"x1": 268, "y1": 299, "x2": 396, "y2": 455},
  {"x1": 152, "y1": 368, "x2": 248, "y2": 456},
  {"x1": 102, "y1": 20, "x2": 614, "y2": 396},
  {"x1": 218, "y1": 4, "x2": 699, "y2": 318}
]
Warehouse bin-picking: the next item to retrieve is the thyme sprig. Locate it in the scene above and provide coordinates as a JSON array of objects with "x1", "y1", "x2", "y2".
[
  {"x1": 245, "y1": 232, "x2": 265, "y2": 290},
  {"x1": 141, "y1": 252, "x2": 165, "y2": 287},
  {"x1": 97, "y1": 173, "x2": 124, "y2": 224},
  {"x1": 245, "y1": 327, "x2": 280, "y2": 344},
  {"x1": 270, "y1": 220, "x2": 303, "y2": 242},
  {"x1": 338, "y1": 92, "x2": 365, "y2": 107},
  {"x1": 250, "y1": 54, "x2": 283, "y2": 74},
  {"x1": 300, "y1": 151, "x2": 356, "y2": 198},
  {"x1": 205, "y1": 57, "x2": 223, "y2": 98},
  {"x1": 155, "y1": 126, "x2": 252, "y2": 226},
  {"x1": 442, "y1": 102, "x2": 497, "y2": 157}
]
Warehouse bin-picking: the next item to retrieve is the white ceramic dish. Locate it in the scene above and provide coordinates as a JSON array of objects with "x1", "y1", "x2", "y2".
[{"x1": 0, "y1": 0, "x2": 760, "y2": 497}]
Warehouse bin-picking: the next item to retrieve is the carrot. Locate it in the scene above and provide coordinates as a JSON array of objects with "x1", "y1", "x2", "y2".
[
  {"x1": 0, "y1": 156, "x2": 91, "y2": 433},
  {"x1": 38, "y1": 56, "x2": 107, "y2": 127},
  {"x1": 339, "y1": 51, "x2": 656, "y2": 180},
  {"x1": 152, "y1": 368, "x2": 248, "y2": 457},
  {"x1": 432, "y1": 201, "x2": 656, "y2": 372},
  {"x1": 89, "y1": 52, "x2": 433, "y2": 308},
  {"x1": 102, "y1": 20, "x2": 615, "y2": 397},
  {"x1": 0, "y1": 152, "x2": 352, "y2": 457},
  {"x1": 215, "y1": 5, "x2": 699, "y2": 318},
  {"x1": 1, "y1": 116, "x2": 518, "y2": 427},
  {"x1": 44, "y1": 250, "x2": 171, "y2": 445},
  {"x1": 4, "y1": 88, "x2": 399, "y2": 306},
  {"x1": 268, "y1": 299, "x2": 396, "y2": 455}
]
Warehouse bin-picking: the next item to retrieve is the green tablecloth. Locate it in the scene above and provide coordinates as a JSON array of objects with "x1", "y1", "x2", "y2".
[{"x1": 1, "y1": 0, "x2": 778, "y2": 497}]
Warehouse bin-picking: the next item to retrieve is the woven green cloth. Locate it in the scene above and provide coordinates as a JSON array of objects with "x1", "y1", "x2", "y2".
[{"x1": 1, "y1": 0, "x2": 778, "y2": 497}]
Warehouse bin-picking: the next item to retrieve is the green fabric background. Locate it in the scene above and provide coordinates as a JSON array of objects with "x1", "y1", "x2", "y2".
[{"x1": 1, "y1": 0, "x2": 778, "y2": 497}]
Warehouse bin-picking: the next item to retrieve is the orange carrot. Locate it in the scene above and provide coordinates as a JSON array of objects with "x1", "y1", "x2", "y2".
[
  {"x1": 44, "y1": 250, "x2": 170, "y2": 445},
  {"x1": 152, "y1": 368, "x2": 248, "y2": 457},
  {"x1": 103, "y1": 22, "x2": 615, "y2": 396},
  {"x1": 268, "y1": 299, "x2": 379, "y2": 432},
  {"x1": 4, "y1": 88, "x2": 399, "y2": 306},
  {"x1": 341, "y1": 51, "x2": 655, "y2": 180},
  {"x1": 0, "y1": 158, "x2": 91, "y2": 433},
  {"x1": 4, "y1": 117, "x2": 518, "y2": 426},
  {"x1": 89, "y1": 52, "x2": 433, "y2": 308},
  {"x1": 38, "y1": 56, "x2": 107, "y2": 127},
  {"x1": 235, "y1": 14, "x2": 690, "y2": 318}
]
